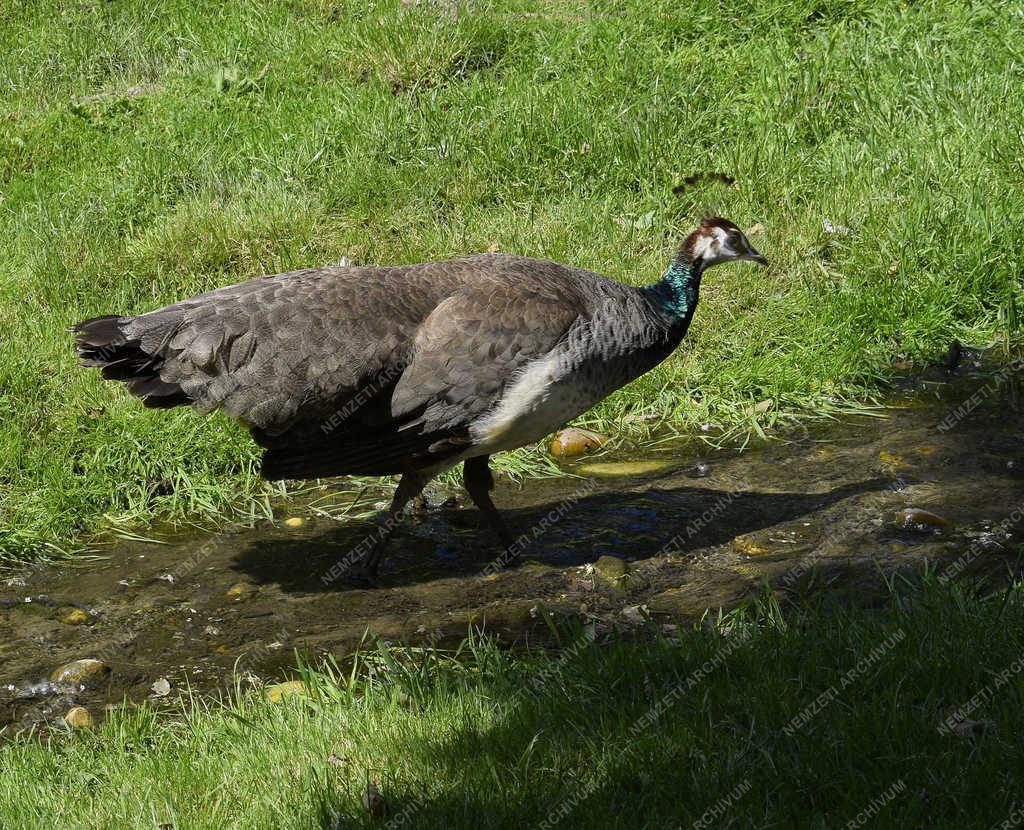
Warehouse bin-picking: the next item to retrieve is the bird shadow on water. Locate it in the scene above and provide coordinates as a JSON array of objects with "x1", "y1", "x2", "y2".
[{"x1": 230, "y1": 477, "x2": 891, "y2": 594}]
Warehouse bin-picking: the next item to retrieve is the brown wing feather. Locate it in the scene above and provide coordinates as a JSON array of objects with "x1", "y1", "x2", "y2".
[
  {"x1": 75, "y1": 254, "x2": 599, "y2": 479},
  {"x1": 391, "y1": 264, "x2": 588, "y2": 434}
]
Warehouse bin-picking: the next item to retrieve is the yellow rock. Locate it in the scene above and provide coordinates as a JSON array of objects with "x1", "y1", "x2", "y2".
[
  {"x1": 59, "y1": 608, "x2": 90, "y2": 625},
  {"x1": 226, "y1": 582, "x2": 257, "y2": 599},
  {"x1": 895, "y1": 508, "x2": 951, "y2": 531},
  {"x1": 578, "y1": 460, "x2": 672, "y2": 477},
  {"x1": 283, "y1": 517, "x2": 305, "y2": 529},
  {"x1": 878, "y1": 450, "x2": 908, "y2": 468},
  {"x1": 549, "y1": 428, "x2": 609, "y2": 459},
  {"x1": 62, "y1": 706, "x2": 93, "y2": 728},
  {"x1": 733, "y1": 534, "x2": 771, "y2": 556},
  {"x1": 50, "y1": 658, "x2": 111, "y2": 684},
  {"x1": 264, "y1": 680, "x2": 310, "y2": 703}
]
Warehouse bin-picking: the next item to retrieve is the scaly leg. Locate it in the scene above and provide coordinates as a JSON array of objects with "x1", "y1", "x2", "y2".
[
  {"x1": 462, "y1": 455, "x2": 516, "y2": 556},
  {"x1": 355, "y1": 470, "x2": 433, "y2": 583}
]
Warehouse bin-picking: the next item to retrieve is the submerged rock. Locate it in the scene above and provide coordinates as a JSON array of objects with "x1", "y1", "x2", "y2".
[
  {"x1": 226, "y1": 581, "x2": 258, "y2": 600},
  {"x1": 878, "y1": 450, "x2": 909, "y2": 470},
  {"x1": 578, "y1": 460, "x2": 672, "y2": 477},
  {"x1": 733, "y1": 534, "x2": 772, "y2": 556},
  {"x1": 896, "y1": 508, "x2": 951, "y2": 532},
  {"x1": 549, "y1": 427, "x2": 609, "y2": 459},
  {"x1": 50, "y1": 659, "x2": 111, "y2": 685},
  {"x1": 62, "y1": 706, "x2": 93, "y2": 728},
  {"x1": 594, "y1": 555, "x2": 629, "y2": 585},
  {"x1": 58, "y1": 607, "x2": 90, "y2": 625}
]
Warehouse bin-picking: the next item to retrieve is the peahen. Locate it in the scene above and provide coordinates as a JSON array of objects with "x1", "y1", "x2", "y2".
[{"x1": 74, "y1": 217, "x2": 767, "y2": 580}]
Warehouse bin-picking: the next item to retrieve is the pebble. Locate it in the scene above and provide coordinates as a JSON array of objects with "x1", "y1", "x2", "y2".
[
  {"x1": 59, "y1": 608, "x2": 90, "y2": 625},
  {"x1": 878, "y1": 450, "x2": 909, "y2": 469},
  {"x1": 226, "y1": 582, "x2": 257, "y2": 599},
  {"x1": 593, "y1": 555, "x2": 629, "y2": 581},
  {"x1": 896, "y1": 508, "x2": 951, "y2": 532},
  {"x1": 549, "y1": 427, "x2": 609, "y2": 459},
  {"x1": 151, "y1": 677, "x2": 171, "y2": 697},
  {"x1": 62, "y1": 706, "x2": 93, "y2": 728},
  {"x1": 620, "y1": 604, "x2": 649, "y2": 624},
  {"x1": 50, "y1": 659, "x2": 111, "y2": 685},
  {"x1": 283, "y1": 517, "x2": 304, "y2": 529},
  {"x1": 733, "y1": 534, "x2": 771, "y2": 556}
]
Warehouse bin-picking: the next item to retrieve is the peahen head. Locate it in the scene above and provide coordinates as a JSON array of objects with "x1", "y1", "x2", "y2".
[
  {"x1": 678, "y1": 216, "x2": 767, "y2": 273},
  {"x1": 647, "y1": 217, "x2": 767, "y2": 321}
]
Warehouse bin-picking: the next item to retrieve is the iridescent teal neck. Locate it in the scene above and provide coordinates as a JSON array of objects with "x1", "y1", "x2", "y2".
[{"x1": 642, "y1": 259, "x2": 701, "y2": 322}]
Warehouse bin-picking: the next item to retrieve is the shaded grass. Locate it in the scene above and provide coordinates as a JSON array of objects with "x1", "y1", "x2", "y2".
[
  {"x1": 2, "y1": 577, "x2": 1024, "y2": 827},
  {"x1": 1, "y1": 0, "x2": 1023, "y2": 559}
]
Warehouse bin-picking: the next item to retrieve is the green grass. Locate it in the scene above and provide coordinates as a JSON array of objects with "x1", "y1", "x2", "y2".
[
  {"x1": 3, "y1": 577, "x2": 1024, "y2": 828},
  {"x1": 2, "y1": 0, "x2": 1023, "y2": 559}
]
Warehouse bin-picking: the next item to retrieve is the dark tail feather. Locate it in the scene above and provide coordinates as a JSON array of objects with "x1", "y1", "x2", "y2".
[
  {"x1": 259, "y1": 426, "x2": 469, "y2": 480},
  {"x1": 73, "y1": 315, "x2": 192, "y2": 408}
]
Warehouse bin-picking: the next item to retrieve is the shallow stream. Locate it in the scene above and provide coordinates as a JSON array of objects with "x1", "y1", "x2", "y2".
[{"x1": 3, "y1": 365, "x2": 1022, "y2": 734}]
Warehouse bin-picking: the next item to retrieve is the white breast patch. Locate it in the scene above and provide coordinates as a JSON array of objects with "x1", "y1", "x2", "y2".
[{"x1": 470, "y1": 350, "x2": 593, "y2": 454}]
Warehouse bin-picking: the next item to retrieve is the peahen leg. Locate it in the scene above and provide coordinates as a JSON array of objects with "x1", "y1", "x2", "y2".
[
  {"x1": 355, "y1": 470, "x2": 433, "y2": 582},
  {"x1": 462, "y1": 455, "x2": 516, "y2": 554}
]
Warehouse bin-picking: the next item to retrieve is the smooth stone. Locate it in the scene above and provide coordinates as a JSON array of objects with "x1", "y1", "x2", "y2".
[
  {"x1": 733, "y1": 534, "x2": 771, "y2": 556},
  {"x1": 226, "y1": 582, "x2": 257, "y2": 599},
  {"x1": 59, "y1": 608, "x2": 90, "y2": 625},
  {"x1": 151, "y1": 677, "x2": 171, "y2": 697},
  {"x1": 50, "y1": 659, "x2": 111, "y2": 685},
  {"x1": 578, "y1": 460, "x2": 672, "y2": 477},
  {"x1": 62, "y1": 706, "x2": 93, "y2": 728},
  {"x1": 283, "y1": 517, "x2": 305, "y2": 529},
  {"x1": 549, "y1": 428, "x2": 609, "y2": 459},
  {"x1": 593, "y1": 555, "x2": 629, "y2": 581},
  {"x1": 878, "y1": 450, "x2": 909, "y2": 469},
  {"x1": 264, "y1": 680, "x2": 310, "y2": 703},
  {"x1": 896, "y1": 508, "x2": 951, "y2": 531}
]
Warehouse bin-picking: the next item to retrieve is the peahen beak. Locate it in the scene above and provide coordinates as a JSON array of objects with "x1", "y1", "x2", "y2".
[{"x1": 745, "y1": 245, "x2": 768, "y2": 266}]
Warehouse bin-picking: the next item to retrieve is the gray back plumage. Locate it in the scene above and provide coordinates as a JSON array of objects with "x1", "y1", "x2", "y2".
[{"x1": 75, "y1": 253, "x2": 681, "y2": 478}]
